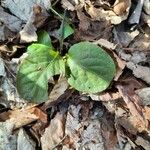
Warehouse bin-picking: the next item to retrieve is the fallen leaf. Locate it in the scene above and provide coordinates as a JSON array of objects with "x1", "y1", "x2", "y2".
[
  {"x1": 142, "y1": 12, "x2": 150, "y2": 27},
  {"x1": 61, "y1": 0, "x2": 75, "y2": 11},
  {"x1": 2, "y1": 0, "x2": 51, "y2": 21},
  {"x1": 75, "y1": 9, "x2": 112, "y2": 41},
  {"x1": 116, "y1": 78, "x2": 146, "y2": 124},
  {"x1": 113, "y1": 24, "x2": 139, "y2": 47},
  {"x1": 115, "y1": 124, "x2": 136, "y2": 149},
  {"x1": 0, "y1": 6, "x2": 22, "y2": 41},
  {"x1": 84, "y1": 0, "x2": 131, "y2": 24},
  {"x1": 112, "y1": 51, "x2": 126, "y2": 81},
  {"x1": 64, "y1": 102, "x2": 117, "y2": 149},
  {"x1": 90, "y1": 91, "x2": 121, "y2": 102},
  {"x1": 136, "y1": 88, "x2": 150, "y2": 106},
  {"x1": 127, "y1": 62, "x2": 150, "y2": 84},
  {"x1": 128, "y1": 0, "x2": 144, "y2": 24},
  {"x1": 41, "y1": 112, "x2": 65, "y2": 150},
  {"x1": 48, "y1": 76, "x2": 69, "y2": 103},
  {"x1": 0, "y1": 58, "x2": 6, "y2": 77},
  {"x1": 94, "y1": 38, "x2": 116, "y2": 50},
  {"x1": 135, "y1": 136, "x2": 150, "y2": 150},
  {"x1": 0, "y1": 106, "x2": 47, "y2": 129},
  {"x1": 17, "y1": 128, "x2": 36, "y2": 150},
  {"x1": 0, "y1": 121, "x2": 17, "y2": 150},
  {"x1": 113, "y1": 0, "x2": 131, "y2": 16},
  {"x1": 143, "y1": 0, "x2": 150, "y2": 15},
  {"x1": 129, "y1": 26, "x2": 150, "y2": 51},
  {"x1": 20, "y1": 5, "x2": 49, "y2": 43}
]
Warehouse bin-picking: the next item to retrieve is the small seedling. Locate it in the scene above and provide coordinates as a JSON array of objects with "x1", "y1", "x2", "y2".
[{"x1": 17, "y1": 30, "x2": 116, "y2": 103}]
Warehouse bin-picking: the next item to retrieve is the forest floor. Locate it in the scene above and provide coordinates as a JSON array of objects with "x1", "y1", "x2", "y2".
[{"x1": 0, "y1": 0, "x2": 150, "y2": 150}]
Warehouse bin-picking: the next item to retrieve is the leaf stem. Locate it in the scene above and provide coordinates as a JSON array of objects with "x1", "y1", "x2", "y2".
[{"x1": 59, "y1": 9, "x2": 67, "y2": 55}]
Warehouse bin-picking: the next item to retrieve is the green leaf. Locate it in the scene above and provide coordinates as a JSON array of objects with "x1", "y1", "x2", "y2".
[
  {"x1": 37, "y1": 30, "x2": 53, "y2": 48},
  {"x1": 58, "y1": 23, "x2": 74, "y2": 40},
  {"x1": 17, "y1": 44, "x2": 65, "y2": 103},
  {"x1": 67, "y1": 42, "x2": 116, "y2": 93}
]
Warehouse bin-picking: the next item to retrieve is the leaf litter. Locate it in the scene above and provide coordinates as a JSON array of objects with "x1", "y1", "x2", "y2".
[{"x1": 0, "y1": 0, "x2": 150, "y2": 149}]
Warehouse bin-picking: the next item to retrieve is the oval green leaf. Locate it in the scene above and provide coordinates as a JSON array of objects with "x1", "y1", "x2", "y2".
[
  {"x1": 58, "y1": 23, "x2": 74, "y2": 40},
  {"x1": 67, "y1": 42, "x2": 116, "y2": 93},
  {"x1": 37, "y1": 30, "x2": 53, "y2": 49},
  {"x1": 17, "y1": 44, "x2": 65, "y2": 103}
]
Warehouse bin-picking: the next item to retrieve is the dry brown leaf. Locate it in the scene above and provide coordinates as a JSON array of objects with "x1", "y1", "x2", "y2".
[
  {"x1": 94, "y1": 38, "x2": 116, "y2": 50},
  {"x1": 17, "y1": 128, "x2": 36, "y2": 150},
  {"x1": 113, "y1": 0, "x2": 131, "y2": 16},
  {"x1": 2, "y1": 0, "x2": 51, "y2": 21},
  {"x1": 143, "y1": 0, "x2": 150, "y2": 15},
  {"x1": 20, "y1": 5, "x2": 49, "y2": 43},
  {"x1": 116, "y1": 78, "x2": 146, "y2": 125},
  {"x1": 75, "y1": 10, "x2": 112, "y2": 41},
  {"x1": 113, "y1": 25, "x2": 139, "y2": 47},
  {"x1": 127, "y1": 62, "x2": 150, "y2": 84},
  {"x1": 47, "y1": 76, "x2": 69, "y2": 103},
  {"x1": 0, "y1": 6, "x2": 22, "y2": 41},
  {"x1": 113, "y1": 51, "x2": 126, "y2": 81},
  {"x1": 115, "y1": 124, "x2": 136, "y2": 149},
  {"x1": 0, "y1": 106, "x2": 47, "y2": 129},
  {"x1": 129, "y1": 27, "x2": 150, "y2": 51},
  {"x1": 85, "y1": 1, "x2": 106, "y2": 21},
  {"x1": 136, "y1": 88, "x2": 150, "y2": 105},
  {"x1": 61, "y1": 0, "x2": 75, "y2": 11},
  {"x1": 84, "y1": 0, "x2": 131, "y2": 24},
  {"x1": 90, "y1": 91, "x2": 121, "y2": 102},
  {"x1": 142, "y1": 12, "x2": 150, "y2": 27},
  {"x1": 135, "y1": 136, "x2": 150, "y2": 150},
  {"x1": 41, "y1": 112, "x2": 65, "y2": 150}
]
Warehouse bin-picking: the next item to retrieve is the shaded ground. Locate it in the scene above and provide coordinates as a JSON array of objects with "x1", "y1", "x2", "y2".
[{"x1": 0, "y1": 0, "x2": 150, "y2": 150}]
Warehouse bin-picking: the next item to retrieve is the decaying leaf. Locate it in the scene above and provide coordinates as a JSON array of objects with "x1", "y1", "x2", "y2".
[
  {"x1": 135, "y1": 136, "x2": 150, "y2": 150},
  {"x1": 2, "y1": 0, "x2": 51, "y2": 21},
  {"x1": 142, "y1": 12, "x2": 150, "y2": 27},
  {"x1": 41, "y1": 112, "x2": 65, "y2": 150},
  {"x1": 48, "y1": 76, "x2": 69, "y2": 103},
  {"x1": 0, "y1": 6, "x2": 22, "y2": 41},
  {"x1": 0, "y1": 106, "x2": 47, "y2": 129},
  {"x1": 84, "y1": 0, "x2": 131, "y2": 24},
  {"x1": 116, "y1": 78, "x2": 146, "y2": 124},
  {"x1": 20, "y1": 5, "x2": 49, "y2": 43},
  {"x1": 113, "y1": 24, "x2": 139, "y2": 47},
  {"x1": 143, "y1": 0, "x2": 150, "y2": 15},
  {"x1": 17, "y1": 128, "x2": 36, "y2": 150},
  {"x1": 76, "y1": 10, "x2": 112, "y2": 41},
  {"x1": 0, "y1": 121, "x2": 17, "y2": 150},
  {"x1": 115, "y1": 124, "x2": 136, "y2": 149},
  {"x1": 113, "y1": 0, "x2": 131, "y2": 16},
  {"x1": 129, "y1": 27, "x2": 150, "y2": 50},
  {"x1": 0, "y1": 58, "x2": 6, "y2": 77},
  {"x1": 61, "y1": 0, "x2": 75, "y2": 11},
  {"x1": 90, "y1": 91, "x2": 121, "y2": 102},
  {"x1": 127, "y1": 62, "x2": 150, "y2": 84},
  {"x1": 128, "y1": 0, "x2": 144, "y2": 24},
  {"x1": 136, "y1": 88, "x2": 150, "y2": 105},
  {"x1": 0, "y1": 58, "x2": 22, "y2": 107}
]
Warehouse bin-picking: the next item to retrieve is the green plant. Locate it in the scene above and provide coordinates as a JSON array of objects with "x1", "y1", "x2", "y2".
[{"x1": 17, "y1": 31, "x2": 116, "y2": 103}]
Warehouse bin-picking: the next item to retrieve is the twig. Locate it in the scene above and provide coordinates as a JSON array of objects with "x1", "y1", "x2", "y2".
[{"x1": 52, "y1": 135, "x2": 68, "y2": 150}]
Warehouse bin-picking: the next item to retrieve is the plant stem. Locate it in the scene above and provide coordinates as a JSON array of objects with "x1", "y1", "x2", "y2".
[{"x1": 59, "y1": 9, "x2": 67, "y2": 55}]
